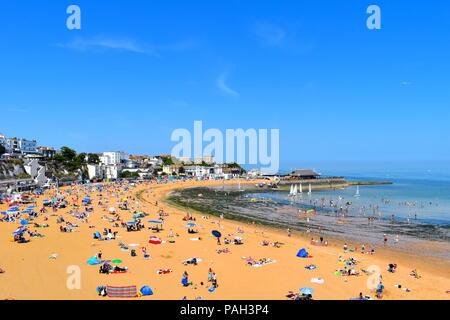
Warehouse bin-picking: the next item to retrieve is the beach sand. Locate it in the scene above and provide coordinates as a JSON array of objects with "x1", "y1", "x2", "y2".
[{"x1": 1, "y1": 179, "x2": 449, "y2": 300}]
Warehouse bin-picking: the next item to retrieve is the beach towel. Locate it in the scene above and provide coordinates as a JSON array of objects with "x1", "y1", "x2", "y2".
[
  {"x1": 157, "y1": 269, "x2": 172, "y2": 274},
  {"x1": 305, "y1": 265, "x2": 317, "y2": 270},
  {"x1": 208, "y1": 287, "x2": 216, "y2": 292},
  {"x1": 106, "y1": 285, "x2": 138, "y2": 298},
  {"x1": 149, "y1": 237, "x2": 162, "y2": 244},
  {"x1": 87, "y1": 257, "x2": 104, "y2": 265}
]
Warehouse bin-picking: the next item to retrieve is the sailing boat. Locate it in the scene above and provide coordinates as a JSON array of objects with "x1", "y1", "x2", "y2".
[
  {"x1": 292, "y1": 184, "x2": 298, "y2": 196},
  {"x1": 354, "y1": 185, "x2": 360, "y2": 198},
  {"x1": 237, "y1": 180, "x2": 244, "y2": 192},
  {"x1": 308, "y1": 184, "x2": 312, "y2": 195},
  {"x1": 289, "y1": 184, "x2": 294, "y2": 196},
  {"x1": 299, "y1": 184, "x2": 303, "y2": 194}
]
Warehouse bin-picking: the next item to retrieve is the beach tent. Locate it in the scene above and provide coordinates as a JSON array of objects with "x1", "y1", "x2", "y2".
[
  {"x1": 296, "y1": 248, "x2": 309, "y2": 258},
  {"x1": 140, "y1": 286, "x2": 153, "y2": 296}
]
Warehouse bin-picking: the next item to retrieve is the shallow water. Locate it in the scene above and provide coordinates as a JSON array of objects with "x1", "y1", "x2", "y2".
[{"x1": 167, "y1": 185, "x2": 450, "y2": 259}]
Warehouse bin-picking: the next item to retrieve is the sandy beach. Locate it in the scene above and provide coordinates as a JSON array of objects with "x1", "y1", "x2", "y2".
[{"x1": 1, "y1": 179, "x2": 449, "y2": 300}]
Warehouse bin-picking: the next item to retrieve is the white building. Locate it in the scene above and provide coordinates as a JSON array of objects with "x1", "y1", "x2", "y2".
[
  {"x1": 104, "y1": 165, "x2": 121, "y2": 180},
  {"x1": 193, "y1": 155, "x2": 215, "y2": 164},
  {"x1": 184, "y1": 165, "x2": 215, "y2": 177},
  {"x1": 150, "y1": 157, "x2": 163, "y2": 166},
  {"x1": 0, "y1": 133, "x2": 6, "y2": 151},
  {"x1": 87, "y1": 164, "x2": 105, "y2": 180},
  {"x1": 247, "y1": 169, "x2": 262, "y2": 178},
  {"x1": 1, "y1": 135, "x2": 37, "y2": 154},
  {"x1": 100, "y1": 151, "x2": 129, "y2": 165},
  {"x1": 162, "y1": 164, "x2": 183, "y2": 175}
]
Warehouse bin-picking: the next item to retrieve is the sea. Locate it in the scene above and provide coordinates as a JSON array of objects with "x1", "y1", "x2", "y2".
[
  {"x1": 270, "y1": 160, "x2": 450, "y2": 225},
  {"x1": 168, "y1": 161, "x2": 450, "y2": 258}
]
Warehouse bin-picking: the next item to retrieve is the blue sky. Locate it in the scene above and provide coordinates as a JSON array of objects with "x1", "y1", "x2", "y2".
[{"x1": 1, "y1": 0, "x2": 449, "y2": 167}]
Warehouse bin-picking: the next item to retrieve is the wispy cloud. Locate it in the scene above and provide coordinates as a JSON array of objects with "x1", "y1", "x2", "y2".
[
  {"x1": 57, "y1": 37, "x2": 196, "y2": 56},
  {"x1": 217, "y1": 72, "x2": 240, "y2": 97},
  {"x1": 5, "y1": 107, "x2": 28, "y2": 113},
  {"x1": 57, "y1": 37, "x2": 154, "y2": 54},
  {"x1": 401, "y1": 82, "x2": 413, "y2": 86},
  {"x1": 252, "y1": 22, "x2": 286, "y2": 46}
]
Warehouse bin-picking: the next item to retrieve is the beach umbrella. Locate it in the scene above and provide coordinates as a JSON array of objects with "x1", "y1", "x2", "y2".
[
  {"x1": 148, "y1": 220, "x2": 163, "y2": 224},
  {"x1": 13, "y1": 230, "x2": 25, "y2": 234},
  {"x1": 111, "y1": 259, "x2": 123, "y2": 264},
  {"x1": 0, "y1": 212, "x2": 7, "y2": 215},
  {"x1": 186, "y1": 223, "x2": 196, "y2": 227},
  {"x1": 20, "y1": 219, "x2": 29, "y2": 226},
  {"x1": 127, "y1": 222, "x2": 137, "y2": 225},
  {"x1": 212, "y1": 230, "x2": 222, "y2": 238},
  {"x1": 299, "y1": 287, "x2": 315, "y2": 295}
]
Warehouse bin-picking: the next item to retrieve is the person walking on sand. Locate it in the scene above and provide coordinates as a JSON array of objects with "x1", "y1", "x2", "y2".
[
  {"x1": 287, "y1": 228, "x2": 292, "y2": 237},
  {"x1": 383, "y1": 234, "x2": 388, "y2": 246}
]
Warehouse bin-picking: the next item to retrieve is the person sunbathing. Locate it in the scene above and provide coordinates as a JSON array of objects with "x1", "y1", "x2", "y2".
[
  {"x1": 272, "y1": 241, "x2": 282, "y2": 248},
  {"x1": 410, "y1": 269, "x2": 421, "y2": 279},
  {"x1": 183, "y1": 258, "x2": 198, "y2": 266},
  {"x1": 111, "y1": 265, "x2": 127, "y2": 273}
]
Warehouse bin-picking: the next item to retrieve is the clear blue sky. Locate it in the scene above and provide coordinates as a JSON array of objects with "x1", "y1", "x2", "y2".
[{"x1": 1, "y1": 0, "x2": 449, "y2": 167}]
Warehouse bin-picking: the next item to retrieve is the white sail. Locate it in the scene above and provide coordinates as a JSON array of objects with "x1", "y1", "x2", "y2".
[
  {"x1": 289, "y1": 184, "x2": 294, "y2": 195},
  {"x1": 308, "y1": 184, "x2": 312, "y2": 195},
  {"x1": 354, "y1": 186, "x2": 360, "y2": 197},
  {"x1": 293, "y1": 184, "x2": 298, "y2": 195},
  {"x1": 299, "y1": 184, "x2": 303, "y2": 193}
]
